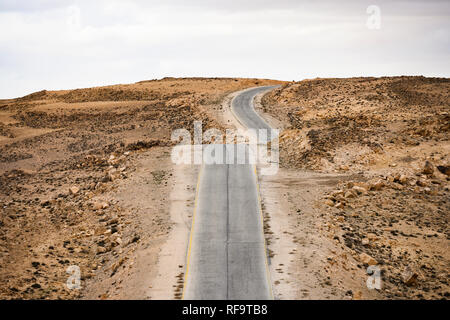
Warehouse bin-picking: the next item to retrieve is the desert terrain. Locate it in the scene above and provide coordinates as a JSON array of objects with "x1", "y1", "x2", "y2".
[
  {"x1": 258, "y1": 76, "x2": 449, "y2": 299},
  {"x1": 0, "y1": 76, "x2": 448, "y2": 300},
  {"x1": 0, "y1": 78, "x2": 282, "y2": 299}
]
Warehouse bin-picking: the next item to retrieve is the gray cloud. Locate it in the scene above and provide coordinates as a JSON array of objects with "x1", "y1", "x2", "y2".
[{"x1": 0, "y1": 0, "x2": 449, "y2": 98}]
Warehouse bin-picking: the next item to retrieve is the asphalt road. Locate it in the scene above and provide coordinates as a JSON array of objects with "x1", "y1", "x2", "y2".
[
  {"x1": 183, "y1": 87, "x2": 276, "y2": 300},
  {"x1": 231, "y1": 86, "x2": 277, "y2": 132}
]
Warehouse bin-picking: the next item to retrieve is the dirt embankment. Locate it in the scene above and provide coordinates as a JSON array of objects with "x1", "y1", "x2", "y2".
[
  {"x1": 260, "y1": 76, "x2": 449, "y2": 299},
  {"x1": 0, "y1": 77, "x2": 282, "y2": 299}
]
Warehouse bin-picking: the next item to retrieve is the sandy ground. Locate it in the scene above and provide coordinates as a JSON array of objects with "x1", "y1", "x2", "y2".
[{"x1": 81, "y1": 147, "x2": 198, "y2": 300}]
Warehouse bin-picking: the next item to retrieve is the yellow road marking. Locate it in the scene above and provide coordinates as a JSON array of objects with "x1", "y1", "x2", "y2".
[{"x1": 181, "y1": 164, "x2": 203, "y2": 300}]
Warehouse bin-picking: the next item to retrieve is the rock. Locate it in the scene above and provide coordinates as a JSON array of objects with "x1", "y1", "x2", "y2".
[
  {"x1": 97, "y1": 246, "x2": 107, "y2": 254},
  {"x1": 325, "y1": 199, "x2": 335, "y2": 207},
  {"x1": 416, "y1": 179, "x2": 428, "y2": 187},
  {"x1": 93, "y1": 202, "x2": 102, "y2": 210},
  {"x1": 437, "y1": 165, "x2": 450, "y2": 176},
  {"x1": 399, "y1": 175, "x2": 408, "y2": 185},
  {"x1": 369, "y1": 179, "x2": 385, "y2": 191},
  {"x1": 331, "y1": 190, "x2": 344, "y2": 199},
  {"x1": 345, "y1": 191, "x2": 356, "y2": 199},
  {"x1": 111, "y1": 257, "x2": 127, "y2": 275},
  {"x1": 69, "y1": 186, "x2": 80, "y2": 195},
  {"x1": 353, "y1": 291, "x2": 363, "y2": 300},
  {"x1": 335, "y1": 202, "x2": 345, "y2": 209},
  {"x1": 367, "y1": 233, "x2": 378, "y2": 241},
  {"x1": 402, "y1": 265, "x2": 419, "y2": 285},
  {"x1": 94, "y1": 226, "x2": 107, "y2": 236},
  {"x1": 107, "y1": 168, "x2": 122, "y2": 182},
  {"x1": 352, "y1": 186, "x2": 367, "y2": 195},
  {"x1": 422, "y1": 161, "x2": 434, "y2": 175},
  {"x1": 362, "y1": 238, "x2": 370, "y2": 246},
  {"x1": 359, "y1": 252, "x2": 377, "y2": 266},
  {"x1": 21, "y1": 169, "x2": 37, "y2": 175},
  {"x1": 93, "y1": 202, "x2": 109, "y2": 210}
]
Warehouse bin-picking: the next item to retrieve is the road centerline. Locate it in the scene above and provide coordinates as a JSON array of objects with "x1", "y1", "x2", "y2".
[{"x1": 183, "y1": 87, "x2": 277, "y2": 300}]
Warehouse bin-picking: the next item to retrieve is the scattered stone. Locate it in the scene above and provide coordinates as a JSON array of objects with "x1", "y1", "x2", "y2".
[
  {"x1": 93, "y1": 202, "x2": 109, "y2": 210},
  {"x1": 345, "y1": 191, "x2": 356, "y2": 198},
  {"x1": 335, "y1": 202, "x2": 345, "y2": 209},
  {"x1": 107, "y1": 169, "x2": 120, "y2": 182},
  {"x1": 111, "y1": 257, "x2": 127, "y2": 275},
  {"x1": 399, "y1": 175, "x2": 408, "y2": 185},
  {"x1": 21, "y1": 169, "x2": 37, "y2": 175},
  {"x1": 97, "y1": 247, "x2": 107, "y2": 254},
  {"x1": 416, "y1": 179, "x2": 428, "y2": 187},
  {"x1": 69, "y1": 186, "x2": 80, "y2": 195},
  {"x1": 94, "y1": 226, "x2": 107, "y2": 236},
  {"x1": 367, "y1": 233, "x2": 378, "y2": 242},
  {"x1": 369, "y1": 179, "x2": 385, "y2": 191},
  {"x1": 437, "y1": 165, "x2": 450, "y2": 176},
  {"x1": 359, "y1": 252, "x2": 377, "y2": 266},
  {"x1": 131, "y1": 235, "x2": 140, "y2": 243},
  {"x1": 352, "y1": 186, "x2": 367, "y2": 195},
  {"x1": 353, "y1": 291, "x2": 363, "y2": 300},
  {"x1": 325, "y1": 199, "x2": 335, "y2": 207},
  {"x1": 422, "y1": 161, "x2": 434, "y2": 175},
  {"x1": 402, "y1": 265, "x2": 419, "y2": 285}
]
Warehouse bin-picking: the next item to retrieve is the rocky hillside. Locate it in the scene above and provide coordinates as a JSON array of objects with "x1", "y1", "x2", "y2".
[{"x1": 261, "y1": 76, "x2": 449, "y2": 299}]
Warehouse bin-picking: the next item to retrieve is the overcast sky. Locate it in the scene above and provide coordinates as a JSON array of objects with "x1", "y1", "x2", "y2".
[{"x1": 0, "y1": 0, "x2": 449, "y2": 98}]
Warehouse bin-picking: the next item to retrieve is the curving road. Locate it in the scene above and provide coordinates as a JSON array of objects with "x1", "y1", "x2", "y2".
[{"x1": 182, "y1": 86, "x2": 277, "y2": 300}]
